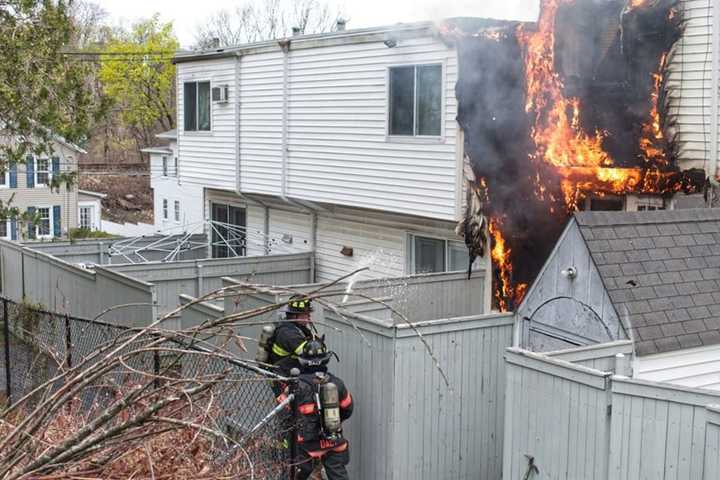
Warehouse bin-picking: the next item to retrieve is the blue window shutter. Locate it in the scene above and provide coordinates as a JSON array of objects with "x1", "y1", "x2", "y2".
[
  {"x1": 10, "y1": 219, "x2": 16, "y2": 241},
  {"x1": 53, "y1": 205, "x2": 61, "y2": 237},
  {"x1": 26, "y1": 156, "x2": 34, "y2": 188},
  {"x1": 27, "y1": 207, "x2": 35, "y2": 240},
  {"x1": 9, "y1": 162, "x2": 16, "y2": 188},
  {"x1": 52, "y1": 157, "x2": 60, "y2": 176}
]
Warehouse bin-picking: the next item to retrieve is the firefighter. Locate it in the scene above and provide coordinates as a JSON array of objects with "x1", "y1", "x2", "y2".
[
  {"x1": 268, "y1": 295, "x2": 316, "y2": 375},
  {"x1": 293, "y1": 338, "x2": 353, "y2": 480}
]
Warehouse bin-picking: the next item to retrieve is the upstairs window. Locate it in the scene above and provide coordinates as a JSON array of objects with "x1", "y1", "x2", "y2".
[
  {"x1": 389, "y1": 64, "x2": 442, "y2": 137},
  {"x1": 183, "y1": 81, "x2": 211, "y2": 131},
  {"x1": 174, "y1": 200, "x2": 180, "y2": 222},
  {"x1": 163, "y1": 199, "x2": 168, "y2": 220},
  {"x1": 174, "y1": 156, "x2": 178, "y2": 177},
  {"x1": 162, "y1": 156, "x2": 168, "y2": 176},
  {"x1": 36, "y1": 158, "x2": 50, "y2": 186}
]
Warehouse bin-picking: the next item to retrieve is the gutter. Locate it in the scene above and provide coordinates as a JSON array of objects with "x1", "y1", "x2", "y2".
[{"x1": 172, "y1": 22, "x2": 437, "y2": 64}]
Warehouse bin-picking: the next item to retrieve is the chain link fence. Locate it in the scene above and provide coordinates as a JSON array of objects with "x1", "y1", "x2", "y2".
[{"x1": 0, "y1": 297, "x2": 293, "y2": 478}]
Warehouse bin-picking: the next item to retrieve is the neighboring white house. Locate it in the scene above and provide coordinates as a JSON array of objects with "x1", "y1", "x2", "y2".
[
  {"x1": 166, "y1": 21, "x2": 479, "y2": 282},
  {"x1": 77, "y1": 190, "x2": 105, "y2": 231},
  {"x1": 0, "y1": 136, "x2": 85, "y2": 241},
  {"x1": 143, "y1": 129, "x2": 204, "y2": 233}
]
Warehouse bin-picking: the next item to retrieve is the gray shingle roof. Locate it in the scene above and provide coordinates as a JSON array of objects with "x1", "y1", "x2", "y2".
[{"x1": 576, "y1": 208, "x2": 720, "y2": 356}]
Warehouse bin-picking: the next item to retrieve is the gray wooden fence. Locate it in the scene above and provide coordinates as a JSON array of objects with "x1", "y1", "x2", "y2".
[
  {"x1": 221, "y1": 273, "x2": 510, "y2": 479},
  {"x1": 108, "y1": 252, "x2": 314, "y2": 316},
  {"x1": 504, "y1": 345, "x2": 720, "y2": 480},
  {"x1": 0, "y1": 239, "x2": 154, "y2": 325}
]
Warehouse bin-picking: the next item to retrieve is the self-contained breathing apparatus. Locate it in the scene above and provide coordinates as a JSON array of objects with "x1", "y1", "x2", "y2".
[
  {"x1": 298, "y1": 338, "x2": 343, "y2": 441},
  {"x1": 255, "y1": 324, "x2": 276, "y2": 364}
]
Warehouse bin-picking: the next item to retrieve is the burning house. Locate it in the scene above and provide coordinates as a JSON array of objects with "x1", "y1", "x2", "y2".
[{"x1": 453, "y1": 0, "x2": 709, "y2": 310}]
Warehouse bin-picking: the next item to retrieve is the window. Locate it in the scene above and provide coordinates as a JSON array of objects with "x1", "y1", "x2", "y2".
[
  {"x1": 0, "y1": 220, "x2": 8, "y2": 239},
  {"x1": 174, "y1": 156, "x2": 178, "y2": 177},
  {"x1": 389, "y1": 64, "x2": 442, "y2": 136},
  {"x1": 36, "y1": 158, "x2": 50, "y2": 186},
  {"x1": 183, "y1": 81, "x2": 211, "y2": 131},
  {"x1": 79, "y1": 206, "x2": 93, "y2": 230},
  {"x1": 36, "y1": 207, "x2": 51, "y2": 237},
  {"x1": 0, "y1": 163, "x2": 7, "y2": 188},
  {"x1": 163, "y1": 199, "x2": 168, "y2": 220},
  {"x1": 637, "y1": 197, "x2": 665, "y2": 211},
  {"x1": 162, "y1": 156, "x2": 168, "y2": 176},
  {"x1": 410, "y1": 235, "x2": 470, "y2": 274},
  {"x1": 211, "y1": 203, "x2": 246, "y2": 258},
  {"x1": 174, "y1": 200, "x2": 180, "y2": 222}
]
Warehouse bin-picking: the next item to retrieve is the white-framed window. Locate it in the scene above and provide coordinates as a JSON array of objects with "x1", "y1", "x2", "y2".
[
  {"x1": 388, "y1": 64, "x2": 443, "y2": 137},
  {"x1": 409, "y1": 234, "x2": 470, "y2": 274},
  {"x1": 174, "y1": 156, "x2": 178, "y2": 177},
  {"x1": 79, "y1": 205, "x2": 93, "y2": 230},
  {"x1": 637, "y1": 197, "x2": 665, "y2": 211},
  {"x1": 174, "y1": 200, "x2": 180, "y2": 222},
  {"x1": 0, "y1": 168, "x2": 8, "y2": 188},
  {"x1": 183, "y1": 81, "x2": 211, "y2": 131},
  {"x1": 35, "y1": 207, "x2": 51, "y2": 238},
  {"x1": 162, "y1": 156, "x2": 168, "y2": 177},
  {"x1": 162, "y1": 199, "x2": 168, "y2": 220},
  {"x1": 36, "y1": 158, "x2": 50, "y2": 186}
]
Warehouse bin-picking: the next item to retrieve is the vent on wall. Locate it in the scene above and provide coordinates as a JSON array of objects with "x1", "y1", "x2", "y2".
[{"x1": 212, "y1": 85, "x2": 229, "y2": 103}]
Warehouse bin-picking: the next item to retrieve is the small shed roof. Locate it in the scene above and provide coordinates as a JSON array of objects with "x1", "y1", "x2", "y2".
[{"x1": 576, "y1": 208, "x2": 720, "y2": 356}]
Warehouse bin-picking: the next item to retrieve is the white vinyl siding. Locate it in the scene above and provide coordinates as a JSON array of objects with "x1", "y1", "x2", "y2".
[
  {"x1": 285, "y1": 37, "x2": 458, "y2": 220},
  {"x1": 179, "y1": 35, "x2": 459, "y2": 221},
  {"x1": 239, "y1": 51, "x2": 285, "y2": 196},
  {"x1": 669, "y1": 0, "x2": 716, "y2": 171},
  {"x1": 177, "y1": 58, "x2": 237, "y2": 190},
  {"x1": 635, "y1": 343, "x2": 720, "y2": 391}
]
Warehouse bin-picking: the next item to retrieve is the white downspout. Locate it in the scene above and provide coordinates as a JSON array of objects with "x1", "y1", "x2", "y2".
[{"x1": 710, "y1": 0, "x2": 720, "y2": 179}]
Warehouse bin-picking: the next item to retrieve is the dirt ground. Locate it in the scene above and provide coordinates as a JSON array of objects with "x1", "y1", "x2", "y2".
[{"x1": 79, "y1": 173, "x2": 154, "y2": 224}]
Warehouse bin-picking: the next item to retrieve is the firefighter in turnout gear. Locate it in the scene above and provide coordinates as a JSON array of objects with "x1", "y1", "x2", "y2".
[
  {"x1": 268, "y1": 295, "x2": 315, "y2": 376},
  {"x1": 293, "y1": 338, "x2": 354, "y2": 480}
]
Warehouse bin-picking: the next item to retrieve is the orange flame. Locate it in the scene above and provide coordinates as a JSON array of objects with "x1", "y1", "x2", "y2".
[
  {"x1": 639, "y1": 53, "x2": 668, "y2": 166},
  {"x1": 489, "y1": 217, "x2": 529, "y2": 311},
  {"x1": 489, "y1": 217, "x2": 512, "y2": 312}
]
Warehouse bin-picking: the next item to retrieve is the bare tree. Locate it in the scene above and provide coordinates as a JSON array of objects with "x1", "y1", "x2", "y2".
[{"x1": 194, "y1": 0, "x2": 344, "y2": 49}]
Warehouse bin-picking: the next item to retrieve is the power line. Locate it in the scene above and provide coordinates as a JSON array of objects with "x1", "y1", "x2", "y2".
[{"x1": 61, "y1": 51, "x2": 176, "y2": 56}]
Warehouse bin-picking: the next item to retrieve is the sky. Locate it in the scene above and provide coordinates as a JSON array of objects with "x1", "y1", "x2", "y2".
[{"x1": 97, "y1": 0, "x2": 540, "y2": 48}]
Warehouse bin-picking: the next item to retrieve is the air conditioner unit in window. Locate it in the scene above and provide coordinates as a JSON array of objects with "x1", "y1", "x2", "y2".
[{"x1": 211, "y1": 85, "x2": 229, "y2": 103}]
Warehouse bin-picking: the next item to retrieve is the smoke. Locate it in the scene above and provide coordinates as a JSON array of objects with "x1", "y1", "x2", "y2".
[{"x1": 452, "y1": 0, "x2": 703, "y2": 305}]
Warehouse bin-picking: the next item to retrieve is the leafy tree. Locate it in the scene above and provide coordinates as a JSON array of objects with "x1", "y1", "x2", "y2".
[
  {"x1": 195, "y1": 0, "x2": 343, "y2": 48},
  {"x1": 98, "y1": 15, "x2": 178, "y2": 152},
  {"x1": 0, "y1": 0, "x2": 103, "y2": 164}
]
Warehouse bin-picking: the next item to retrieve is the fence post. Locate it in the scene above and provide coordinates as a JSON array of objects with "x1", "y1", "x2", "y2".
[
  {"x1": 3, "y1": 298, "x2": 10, "y2": 406},
  {"x1": 64, "y1": 314, "x2": 72, "y2": 369},
  {"x1": 196, "y1": 263, "x2": 204, "y2": 297}
]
